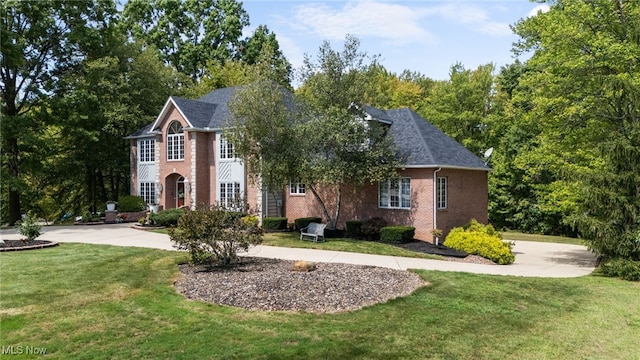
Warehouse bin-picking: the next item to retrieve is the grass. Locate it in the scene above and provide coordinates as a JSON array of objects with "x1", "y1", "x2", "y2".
[
  {"x1": 262, "y1": 232, "x2": 444, "y2": 260},
  {"x1": 1, "y1": 244, "x2": 639, "y2": 359},
  {"x1": 501, "y1": 231, "x2": 585, "y2": 245}
]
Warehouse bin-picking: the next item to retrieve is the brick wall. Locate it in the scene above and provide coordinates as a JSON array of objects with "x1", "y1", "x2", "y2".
[
  {"x1": 156, "y1": 107, "x2": 192, "y2": 209},
  {"x1": 283, "y1": 168, "x2": 488, "y2": 242}
]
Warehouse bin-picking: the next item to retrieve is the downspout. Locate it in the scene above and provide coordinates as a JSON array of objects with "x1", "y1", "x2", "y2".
[{"x1": 433, "y1": 167, "x2": 442, "y2": 245}]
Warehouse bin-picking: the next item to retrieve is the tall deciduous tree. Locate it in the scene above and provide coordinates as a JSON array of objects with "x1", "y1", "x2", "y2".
[
  {"x1": 228, "y1": 36, "x2": 401, "y2": 229},
  {"x1": 122, "y1": 0, "x2": 250, "y2": 80},
  {"x1": 1, "y1": 0, "x2": 117, "y2": 224},
  {"x1": 420, "y1": 63, "x2": 496, "y2": 155},
  {"x1": 512, "y1": 0, "x2": 640, "y2": 260}
]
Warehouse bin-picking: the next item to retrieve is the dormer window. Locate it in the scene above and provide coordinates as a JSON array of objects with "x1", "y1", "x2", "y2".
[{"x1": 167, "y1": 121, "x2": 184, "y2": 160}]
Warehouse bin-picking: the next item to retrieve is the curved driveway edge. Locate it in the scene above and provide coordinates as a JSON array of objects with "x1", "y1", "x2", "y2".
[{"x1": 0, "y1": 224, "x2": 596, "y2": 278}]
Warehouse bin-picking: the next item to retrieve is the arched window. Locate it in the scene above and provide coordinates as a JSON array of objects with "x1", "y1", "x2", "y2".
[{"x1": 167, "y1": 121, "x2": 184, "y2": 160}]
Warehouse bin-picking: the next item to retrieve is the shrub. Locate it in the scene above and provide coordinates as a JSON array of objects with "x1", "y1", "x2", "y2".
[
  {"x1": 262, "y1": 217, "x2": 288, "y2": 231},
  {"x1": 361, "y1": 217, "x2": 388, "y2": 240},
  {"x1": 597, "y1": 258, "x2": 640, "y2": 281},
  {"x1": 444, "y1": 221, "x2": 515, "y2": 265},
  {"x1": 295, "y1": 217, "x2": 322, "y2": 230},
  {"x1": 169, "y1": 206, "x2": 262, "y2": 267},
  {"x1": 117, "y1": 195, "x2": 147, "y2": 212},
  {"x1": 18, "y1": 213, "x2": 42, "y2": 242},
  {"x1": 149, "y1": 208, "x2": 185, "y2": 227},
  {"x1": 346, "y1": 221, "x2": 363, "y2": 239},
  {"x1": 380, "y1": 226, "x2": 415, "y2": 243}
]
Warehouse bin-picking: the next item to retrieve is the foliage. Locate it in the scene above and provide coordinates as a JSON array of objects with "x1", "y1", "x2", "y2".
[
  {"x1": 149, "y1": 209, "x2": 185, "y2": 227},
  {"x1": 346, "y1": 221, "x2": 363, "y2": 239},
  {"x1": 121, "y1": 0, "x2": 249, "y2": 81},
  {"x1": 420, "y1": 63, "x2": 496, "y2": 155},
  {"x1": 361, "y1": 217, "x2": 388, "y2": 241},
  {"x1": 0, "y1": 0, "x2": 118, "y2": 225},
  {"x1": 228, "y1": 35, "x2": 401, "y2": 229},
  {"x1": 596, "y1": 258, "x2": 640, "y2": 282},
  {"x1": 262, "y1": 217, "x2": 288, "y2": 231},
  {"x1": 294, "y1": 217, "x2": 322, "y2": 231},
  {"x1": 512, "y1": 0, "x2": 640, "y2": 260},
  {"x1": 117, "y1": 196, "x2": 147, "y2": 212},
  {"x1": 444, "y1": 221, "x2": 515, "y2": 265},
  {"x1": 17, "y1": 213, "x2": 42, "y2": 242},
  {"x1": 380, "y1": 226, "x2": 415, "y2": 244},
  {"x1": 169, "y1": 206, "x2": 262, "y2": 267}
]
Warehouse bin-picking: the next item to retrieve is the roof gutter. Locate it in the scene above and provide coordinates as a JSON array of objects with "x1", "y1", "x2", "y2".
[{"x1": 433, "y1": 167, "x2": 442, "y2": 245}]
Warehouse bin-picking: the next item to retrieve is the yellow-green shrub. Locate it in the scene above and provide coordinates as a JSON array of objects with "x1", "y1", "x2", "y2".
[{"x1": 444, "y1": 221, "x2": 515, "y2": 265}]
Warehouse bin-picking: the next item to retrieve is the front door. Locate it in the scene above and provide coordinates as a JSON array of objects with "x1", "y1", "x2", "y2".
[{"x1": 176, "y1": 176, "x2": 185, "y2": 208}]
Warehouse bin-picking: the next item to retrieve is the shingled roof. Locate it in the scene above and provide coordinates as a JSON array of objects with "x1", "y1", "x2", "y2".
[
  {"x1": 375, "y1": 107, "x2": 490, "y2": 170},
  {"x1": 128, "y1": 86, "x2": 489, "y2": 171}
]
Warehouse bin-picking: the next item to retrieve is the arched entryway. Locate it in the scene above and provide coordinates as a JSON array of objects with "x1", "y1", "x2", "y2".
[{"x1": 164, "y1": 173, "x2": 188, "y2": 209}]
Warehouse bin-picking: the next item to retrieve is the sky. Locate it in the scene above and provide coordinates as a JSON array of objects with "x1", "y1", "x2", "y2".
[{"x1": 241, "y1": 0, "x2": 550, "y2": 81}]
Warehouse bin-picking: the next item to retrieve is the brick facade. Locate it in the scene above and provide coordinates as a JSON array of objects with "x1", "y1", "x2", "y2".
[{"x1": 282, "y1": 168, "x2": 488, "y2": 241}]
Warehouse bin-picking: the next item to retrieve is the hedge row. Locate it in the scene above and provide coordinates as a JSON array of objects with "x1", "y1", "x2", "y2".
[
  {"x1": 262, "y1": 217, "x2": 288, "y2": 231},
  {"x1": 380, "y1": 226, "x2": 415, "y2": 243}
]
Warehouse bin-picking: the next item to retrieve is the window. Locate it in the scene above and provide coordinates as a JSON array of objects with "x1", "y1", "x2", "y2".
[
  {"x1": 138, "y1": 139, "x2": 155, "y2": 163},
  {"x1": 139, "y1": 182, "x2": 156, "y2": 205},
  {"x1": 379, "y1": 178, "x2": 411, "y2": 209},
  {"x1": 220, "y1": 182, "x2": 241, "y2": 208},
  {"x1": 167, "y1": 121, "x2": 184, "y2": 160},
  {"x1": 220, "y1": 137, "x2": 235, "y2": 159},
  {"x1": 289, "y1": 179, "x2": 306, "y2": 195},
  {"x1": 437, "y1": 177, "x2": 447, "y2": 209}
]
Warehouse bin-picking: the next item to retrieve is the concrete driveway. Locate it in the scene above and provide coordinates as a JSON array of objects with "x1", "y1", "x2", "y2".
[{"x1": 1, "y1": 223, "x2": 597, "y2": 278}]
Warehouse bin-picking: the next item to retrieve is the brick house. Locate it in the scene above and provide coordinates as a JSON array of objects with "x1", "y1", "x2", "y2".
[{"x1": 126, "y1": 86, "x2": 490, "y2": 241}]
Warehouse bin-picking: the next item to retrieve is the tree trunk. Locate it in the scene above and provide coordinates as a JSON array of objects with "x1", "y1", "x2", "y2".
[{"x1": 7, "y1": 137, "x2": 21, "y2": 225}]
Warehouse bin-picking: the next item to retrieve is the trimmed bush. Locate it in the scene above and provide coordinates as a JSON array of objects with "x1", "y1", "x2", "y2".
[
  {"x1": 380, "y1": 226, "x2": 415, "y2": 243},
  {"x1": 262, "y1": 217, "x2": 287, "y2": 231},
  {"x1": 117, "y1": 195, "x2": 147, "y2": 212},
  {"x1": 295, "y1": 217, "x2": 322, "y2": 230},
  {"x1": 597, "y1": 258, "x2": 640, "y2": 281},
  {"x1": 149, "y1": 208, "x2": 185, "y2": 227},
  {"x1": 169, "y1": 206, "x2": 262, "y2": 267},
  {"x1": 444, "y1": 220, "x2": 515, "y2": 265},
  {"x1": 361, "y1": 217, "x2": 388, "y2": 240},
  {"x1": 346, "y1": 221, "x2": 363, "y2": 239}
]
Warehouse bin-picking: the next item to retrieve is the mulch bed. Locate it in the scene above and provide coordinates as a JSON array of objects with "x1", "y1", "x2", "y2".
[
  {"x1": 392, "y1": 240, "x2": 469, "y2": 258},
  {"x1": 0, "y1": 240, "x2": 59, "y2": 252}
]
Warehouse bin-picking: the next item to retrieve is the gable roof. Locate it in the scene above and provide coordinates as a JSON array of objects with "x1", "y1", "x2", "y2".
[
  {"x1": 364, "y1": 106, "x2": 490, "y2": 171},
  {"x1": 127, "y1": 87, "x2": 490, "y2": 171}
]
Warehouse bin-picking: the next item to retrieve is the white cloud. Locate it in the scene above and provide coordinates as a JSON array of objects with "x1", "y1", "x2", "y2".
[
  {"x1": 287, "y1": 1, "x2": 436, "y2": 45},
  {"x1": 281, "y1": 1, "x2": 512, "y2": 44},
  {"x1": 527, "y1": 4, "x2": 550, "y2": 18},
  {"x1": 422, "y1": 3, "x2": 512, "y2": 36}
]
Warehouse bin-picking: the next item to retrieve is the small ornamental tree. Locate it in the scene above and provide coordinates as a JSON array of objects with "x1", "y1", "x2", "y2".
[
  {"x1": 169, "y1": 205, "x2": 262, "y2": 267},
  {"x1": 18, "y1": 213, "x2": 42, "y2": 242},
  {"x1": 228, "y1": 35, "x2": 401, "y2": 229}
]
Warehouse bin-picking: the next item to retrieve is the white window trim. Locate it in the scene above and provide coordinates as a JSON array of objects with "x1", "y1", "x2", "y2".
[
  {"x1": 219, "y1": 137, "x2": 236, "y2": 160},
  {"x1": 167, "y1": 121, "x2": 184, "y2": 161},
  {"x1": 219, "y1": 182, "x2": 241, "y2": 209},
  {"x1": 437, "y1": 177, "x2": 447, "y2": 209},
  {"x1": 139, "y1": 182, "x2": 156, "y2": 205},
  {"x1": 379, "y1": 177, "x2": 411, "y2": 209},
  {"x1": 138, "y1": 139, "x2": 155, "y2": 163},
  {"x1": 289, "y1": 180, "x2": 306, "y2": 195}
]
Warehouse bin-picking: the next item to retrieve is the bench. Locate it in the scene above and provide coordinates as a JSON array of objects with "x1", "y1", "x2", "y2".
[{"x1": 300, "y1": 222, "x2": 326, "y2": 242}]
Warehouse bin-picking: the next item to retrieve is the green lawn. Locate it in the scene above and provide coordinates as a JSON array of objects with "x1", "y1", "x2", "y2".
[
  {"x1": 262, "y1": 232, "x2": 444, "y2": 260},
  {"x1": 1, "y1": 244, "x2": 639, "y2": 359},
  {"x1": 501, "y1": 231, "x2": 585, "y2": 245}
]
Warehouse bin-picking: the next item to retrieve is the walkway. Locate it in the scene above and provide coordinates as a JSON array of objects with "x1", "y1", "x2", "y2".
[{"x1": 0, "y1": 223, "x2": 597, "y2": 278}]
